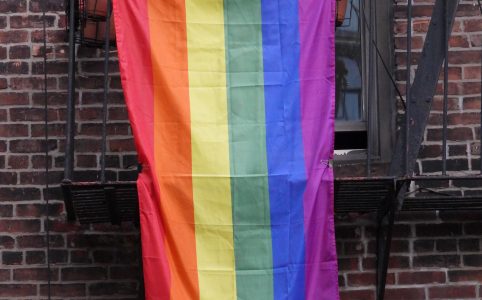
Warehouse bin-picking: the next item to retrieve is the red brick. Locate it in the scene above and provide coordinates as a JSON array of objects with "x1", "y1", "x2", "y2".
[
  {"x1": 0, "y1": 31, "x2": 28, "y2": 43},
  {"x1": 10, "y1": 77, "x2": 57, "y2": 90},
  {"x1": 413, "y1": 255, "x2": 460, "y2": 268},
  {"x1": 0, "y1": 270, "x2": 10, "y2": 282},
  {"x1": 70, "y1": 250, "x2": 92, "y2": 263},
  {"x1": 426, "y1": 127, "x2": 473, "y2": 142},
  {"x1": 0, "y1": 236, "x2": 15, "y2": 248},
  {"x1": 31, "y1": 30, "x2": 66, "y2": 43},
  {"x1": 0, "y1": 284, "x2": 36, "y2": 297},
  {"x1": 13, "y1": 268, "x2": 58, "y2": 281},
  {"x1": 449, "y1": 270, "x2": 482, "y2": 282},
  {"x1": 0, "y1": 220, "x2": 40, "y2": 232},
  {"x1": 29, "y1": 0, "x2": 65, "y2": 12},
  {"x1": 32, "y1": 61, "x2": 69, "y2": 75},
  {"x1": 109, "y1": 138, "x2": 136, "y2": 152},
  {"x1": 110, "y1": 266, "x2": 139, "y2": 280},
  {"x1": 0, "y1": 46, "x2": 6, "y2": 59},
  {"x1": 40, "y1": 284, "x2": 86, "y2": 297},
  {"x1": 26, "y1": 251, "x2": 45, "y2": 264},
  {"x1": 2, "y1": 251, "x2": 23, "y2": 265},
  {"x1": 8, "y1": 45, "x2": 31, "y2": 59},
  {"x1": 449, "y1": 35, "x2": 469, "y2": 48},
  {"x1": 7, "y1": 155, "x2": 29, "y2": 169},
  {"x1": 0, "y1": 124, "x2": 28, "y2": 137},
  {"x1": 16, "y1": 203, "x2": 63, "y2": 218},
  {"x1": 10, "y1": 15, "x2": 55, "y2": 29},
  {"x1": 0, "y1": 205, "x2": 13, "y2": 217},
  {"x1": 88, "y1": 282, "x2": 138, "y2": 296},
  {"x1": 429, "y1": 285, "x2": 476, "y2": 299},
  {"x1": 9, "y1": 140, "x2": 57, "y2": 153},
  {"x1": 0, "y1": 0, "x2": 27, "y2": 13},
  {"x1": 17, "y1": 234, "x2": 64, "y2": 248},
  {"x1": 384, "y1": 288, "x2": 426, "y2": 300},
  {"x1": 464, "y1": 19, "x2": 482, "y2": 32},
  {"x1": 415, "y1": 223, "x2": 462, "y2": 237},
  {"x1": 398, "y1": 271, "x2": 446, "y2": 284},
  {"x1": 340, "y1": 289, "x2": 375, "y2": 300},
  {"x1": 347, "y1": 272, "x2": 395, "y2": 287},
  {"x1": 61, "y1": 267, "x2": 107, "y2": 281},
  {"x1": 0, "y1": 92, "x2": 29, "y2": 105}
]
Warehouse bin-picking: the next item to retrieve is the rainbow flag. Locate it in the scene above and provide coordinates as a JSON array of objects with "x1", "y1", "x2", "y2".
[{"x1": 113, "y1": 0, "x2": 338, "y2": 299}]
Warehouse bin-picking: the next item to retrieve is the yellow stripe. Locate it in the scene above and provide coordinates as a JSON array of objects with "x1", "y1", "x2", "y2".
[{"x1": 185, "y1": 0, "x2": 237, "y2": 299}]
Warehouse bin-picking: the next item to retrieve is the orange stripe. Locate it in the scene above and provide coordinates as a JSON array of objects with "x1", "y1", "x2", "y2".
[{"x1": 147, "y1": 0, "x2": 199, "y2": 299}]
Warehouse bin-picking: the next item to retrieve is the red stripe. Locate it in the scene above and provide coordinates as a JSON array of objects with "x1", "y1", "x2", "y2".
[{"x1": 113, "y1": 1, "x2": 171, "y2": 298}]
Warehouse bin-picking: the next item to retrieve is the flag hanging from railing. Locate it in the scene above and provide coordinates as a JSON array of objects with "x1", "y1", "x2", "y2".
[{"x1": 113, "y1": 0, "x2": 338, "y2": 299}]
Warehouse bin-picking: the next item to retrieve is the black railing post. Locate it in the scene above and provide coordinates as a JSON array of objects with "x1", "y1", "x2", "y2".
[
  {"x1": 442, "y1": 0, "x2": 449, "y2": 175},
  {"x1": 64, "y1": 0, "x2": 76, "y2": 182},
  {"x1": 366, "y1": 0, "x2": 373, "y2": 177},
  {"x1": 405, "y1": 0, "x2": 412, "y2": 176},
  {"x1": 101, "y1": 0, "x2": 112, "y2": 183}
]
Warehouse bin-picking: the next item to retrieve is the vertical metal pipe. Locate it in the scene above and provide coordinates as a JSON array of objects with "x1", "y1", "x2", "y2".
[
  {"x1": 64, "y1": 0, "x2": 76, "y2": 181},
  {"x1": 405, "y1": 0, "x2": 412, "y2": 176},
  {"x1": 374, "y1": 0, "x2": 380, "y2": 162},
  {"x1": 479, "y1": 0, "x2": 482, "y2": 174},
  {"x1": 442, "y1": 0, "x2": 449, "y2": 175},
  {"x1": 101, "y1": 0, "x2": 112, "y2": 183},
  {"x1": 480, "y1": 33, "x2": 482, "y2": 175},
  {"x1": 366, "y1": 0, "x2": 373, "y2": 177}
]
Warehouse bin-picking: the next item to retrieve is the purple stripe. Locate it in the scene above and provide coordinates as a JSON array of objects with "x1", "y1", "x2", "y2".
[{"x1": 298, "y1": 0, "x2": 339, "y2": 299}]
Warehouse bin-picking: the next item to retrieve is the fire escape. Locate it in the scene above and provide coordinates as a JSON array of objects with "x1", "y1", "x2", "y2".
[{"x1": 59, "y1": 0, "x2": 482, "y2": 299}]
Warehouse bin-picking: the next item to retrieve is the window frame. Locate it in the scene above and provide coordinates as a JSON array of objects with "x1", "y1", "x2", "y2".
[{"x1": 334, "y1": 0, "x2": 395, "y2": 163}]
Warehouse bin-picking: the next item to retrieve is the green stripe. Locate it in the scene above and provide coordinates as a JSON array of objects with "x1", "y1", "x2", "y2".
[{"x1": 224, "y1": 0, "x2": 274, "y2": 299}]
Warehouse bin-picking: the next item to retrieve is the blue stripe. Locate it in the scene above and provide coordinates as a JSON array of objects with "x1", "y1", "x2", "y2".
[{"x1": 261, "y1": 0, "x2": 306, "y2": 298}]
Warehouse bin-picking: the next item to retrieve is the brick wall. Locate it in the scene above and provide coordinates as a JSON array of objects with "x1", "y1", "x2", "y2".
[
  {"x1": 2, "y1": 0, "x2": 482, "y2": 300},
  {"x1": 337, "y1": 1, "x2": 482, "y2": 299},
  {"x1": 0, "y1": 0, "x2": 140, "y2": 299}
]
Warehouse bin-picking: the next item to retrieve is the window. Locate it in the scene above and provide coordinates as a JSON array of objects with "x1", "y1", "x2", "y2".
[{"x1": 334, "y1": 0, "x2": 395, "y2": 162}]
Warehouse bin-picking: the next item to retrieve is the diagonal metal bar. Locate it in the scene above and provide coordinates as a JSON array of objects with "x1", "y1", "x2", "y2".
[
  {"x1": 389, "y1": 0, "x2": 459, "y2": 178},
  {"x1": 380, "y1": 2, "x2": 459, "y2": 300},
  {"x1": 376, "y1": 183, "x2": 398, "y2": 300}
]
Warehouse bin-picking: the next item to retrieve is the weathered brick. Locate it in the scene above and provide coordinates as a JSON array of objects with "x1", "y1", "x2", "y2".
[
  {"x1": 2, "y1": 251, "x2": 23, "y2": 265},
  {"x1": 398, "y1": 271, "x2": 446, "y2": 285},
  {"x1": 0, "y1": 236, "x2": 15, "y2": 249},
  {"x1": 0, "y1": 0, "x2": 27, "y2": 13},
  {"x1": 340, "y1": 289, "x2": 375, "y2": 300},
  {"x1": 40, "y1": 283, "x2": 86, "y2": 297},
  {"x1": 413, "y1": 255, "x2": 460, "y2": 268},
  {"x1": 9, "y1": 140, "x2": 57, "y2": 153},
  {"x1": 415, "y1": 223, "x2": 462, "y2": 237},
  {"x1": 13, "y1": 268, "x2": 58, "y2": 281},
  {"x1": 0, "y1": 284, "x2": 36, "y2": 297},
  {"x1": 0, "y1": 188, "x2": 40, "y2": 201},
  {"x1": 429, "y1": 285, "x2": 476, "y2": 299},
  {"x1": 0, "y1": 92, "x2": 29, "y2": 105},
  {"x1": 8, "y1": 46, "x2": 31, "y2": 59},
  {"x1": 26, "y1": 250, "x2": 45, "y2": 265},
  {"x1": 0, "y1": 31, "x2": 28, "y2": 43},
  {"x1": 10, "y1": 15, "x2": 55, "y2": 29},
  {"x1": 0, "y1": 124, "x2": 28, "y2": 137},
  {"x1": 61, "y1": 267, "x2": 107, "y2": 281},
  {"x1": 7, "y1": 155, "x2": 29, "y2": 169},
  {"x1": 384, "y1": 288, "x2": 426, "y2": 300}
]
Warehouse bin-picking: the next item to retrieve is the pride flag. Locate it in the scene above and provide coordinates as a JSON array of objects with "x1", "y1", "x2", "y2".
[{"x1": 113, "y1": 0, "x2": 338, "y2": 299}]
